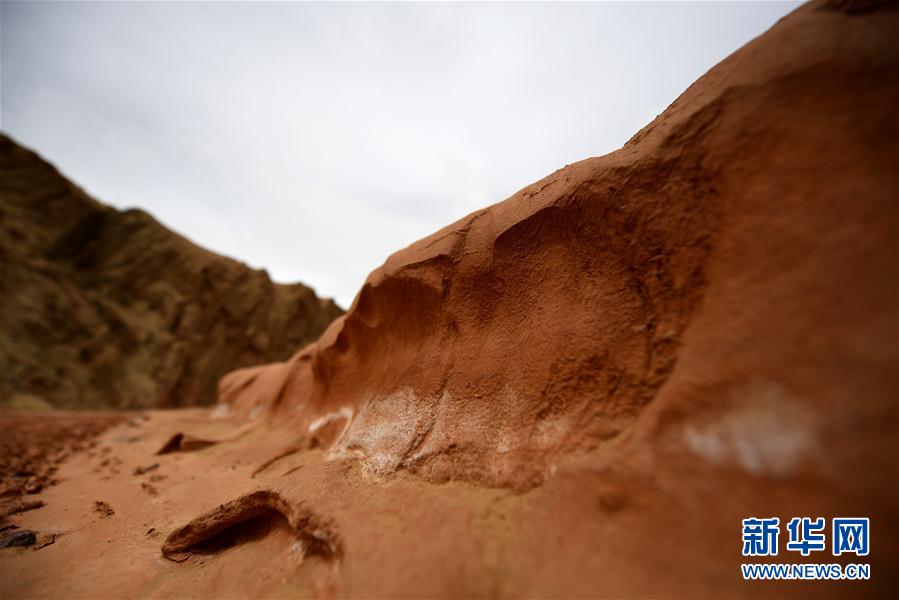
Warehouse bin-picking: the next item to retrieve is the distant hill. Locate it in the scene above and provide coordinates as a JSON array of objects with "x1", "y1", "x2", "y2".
[{"x1": 0, "y1": 134, "x2": 342, "y2": 409}]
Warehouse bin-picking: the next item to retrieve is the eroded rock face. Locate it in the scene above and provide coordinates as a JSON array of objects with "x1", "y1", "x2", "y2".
[
  {"x1": 0, "y1": 138, "x2": 343, "y2": 409},
  {"x1": 218, "y1": 1, "x2": 899, "y2": 491}
]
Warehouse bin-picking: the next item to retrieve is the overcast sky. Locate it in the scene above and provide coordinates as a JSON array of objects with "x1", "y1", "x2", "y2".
[{"x1": 1, "y1": 1, "x2": 799, "y2": 308}]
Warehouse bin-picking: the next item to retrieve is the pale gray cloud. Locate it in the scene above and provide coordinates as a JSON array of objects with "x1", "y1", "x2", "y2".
[{"x1": 1, "y1": 0, "x2": 799, "y2": 307}]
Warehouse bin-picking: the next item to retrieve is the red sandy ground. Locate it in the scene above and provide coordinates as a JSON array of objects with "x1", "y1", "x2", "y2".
[
  {"x1": 0, "y1": 406, "x2": 893, "y2": 598},
  {"x1": 0, "y1": 411, "x2": 128, "y2": 505}
]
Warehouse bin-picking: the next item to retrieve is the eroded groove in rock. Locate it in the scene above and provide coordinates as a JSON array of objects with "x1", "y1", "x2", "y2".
[
  {"x1": 251, "y1": 446, "x2": 303, "y2": 478},
  {"x1": 162, "y1": 490, "x2": 342, "y2": 564},
  {"x1": 155, "y1": 433, "x2": 216, "y2": 455},
  {"x1": 155, "y1": 423, "x2": 261, "y2": 455}
]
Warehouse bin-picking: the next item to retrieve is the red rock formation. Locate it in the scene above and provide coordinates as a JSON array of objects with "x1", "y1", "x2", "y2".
[{"x1": 219, "y1": 0, "x2": 898, "y2": 494}]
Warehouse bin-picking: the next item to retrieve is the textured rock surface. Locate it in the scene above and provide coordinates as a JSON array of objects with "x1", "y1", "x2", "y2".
[
  {"x1": 0, "y1": 137, "x2": 343, "y2": 408},
  {"x1": 220, "y1": 0, "x2": 899, "y2": 491}
]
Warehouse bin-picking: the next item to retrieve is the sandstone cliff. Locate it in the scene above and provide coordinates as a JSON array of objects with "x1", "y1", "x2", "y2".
[{"x1": 218, "y1": 0, "x2": 899, "y2": 493}]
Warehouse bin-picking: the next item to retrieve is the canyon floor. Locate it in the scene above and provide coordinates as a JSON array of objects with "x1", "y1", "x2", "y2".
[{"x1": 0, "y1": 407, "x2": 893, "y2": 599}]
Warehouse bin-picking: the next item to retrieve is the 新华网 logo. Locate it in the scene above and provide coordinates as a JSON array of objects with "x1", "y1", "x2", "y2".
[{"x1": 740, "y1": 517, "x2": 870, "y2": 581}]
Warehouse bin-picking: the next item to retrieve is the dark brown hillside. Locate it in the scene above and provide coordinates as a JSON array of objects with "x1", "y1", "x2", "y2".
[{"x1": 0, "y1": 134, "x2": 342, "y2": 409}]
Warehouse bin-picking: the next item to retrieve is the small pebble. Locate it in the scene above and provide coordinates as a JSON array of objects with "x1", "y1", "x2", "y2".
[
  {"x1": 133, "y1": 463, "x2": 160, "y2": 476},
  {"x1": 0, "y1": 529, "x2": 37, "y2": 549}
]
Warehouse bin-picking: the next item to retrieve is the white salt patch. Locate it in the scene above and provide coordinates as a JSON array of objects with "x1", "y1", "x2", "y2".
[
  {"x1": 210, "y1": 403, "x2": 230, "y2": 419},
  {"x1": 289, "y1": 540, "x2": 305, "y2": 564},
  {"x1": 307, "y1": 407, "x2": 353, "y2": 433},
  {"x1": 683, "y1": 381, "x2": 816, "y2": 477},
  {"x1": 329, "y1": 387, "x2": 436, "y2": 475}
]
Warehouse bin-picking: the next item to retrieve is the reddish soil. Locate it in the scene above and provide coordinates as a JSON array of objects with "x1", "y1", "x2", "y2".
[
  {"x1": 0, "y1": 1, "x2": 896, "y2": 598},
  {"x1": 0, "y1": 411, "x2": 128, "y2": 504}
]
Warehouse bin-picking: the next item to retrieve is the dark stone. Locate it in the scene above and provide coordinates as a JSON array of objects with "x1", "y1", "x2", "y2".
[{"x1": 0, "y1": 529, "x2": 37, "y2": 548}]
